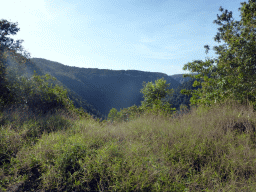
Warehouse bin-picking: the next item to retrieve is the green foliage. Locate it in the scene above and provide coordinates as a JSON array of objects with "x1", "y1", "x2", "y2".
[
  {"x1": 107, "y1": 107, "x2": 131, "y2": 124},
  {"x1": 140, "y1": 77, "x2": 172, "y2": 108},
  {"x1": 3, "y1": 98, "x2": 256, "y2": 191},
  {"x1": 106, "y1": 78, "x2": 177, "y2": 124},
  {"x1": 106, "y1": 105, "x2": 141, "y2": 124},
  {"x1": 107, "y1": 108, "x2": 119, "y2": 123},
  {"x1": 179, "y1": 103, "x2": 188, "y2": 111},
  {"x1": 164, "y1": 76, "x2": 202, "y2": 111},
  {"x1": 139, "y1": 77, "x2": 176, "y2": 117},
  {"x1": 30, "y1": 58, "x2": 181, "y2": 121},
  {"x1": 140, "y1": 99, "x2": 176, "y2": 118},
  {"x1": 0, "y1": 19, "x2": 89, "y2": 118},
  {"x1": 0, "y1": 19, "x2": 31, "y2": 110},
  {"x1": 3, "y1": 3, "x2": 256, "y2": 190},
  {"x1": 118, "y1": 105, "x2": 145, "y2": 122},
  {"x1": 24, "y1": 72, "x2": 74, "y2": 114},
  {"x1": 181, "y1": 0, "x2": 256, "y2": 110}
]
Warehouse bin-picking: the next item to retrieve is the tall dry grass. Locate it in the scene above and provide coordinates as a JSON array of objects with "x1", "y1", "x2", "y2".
[{"x1": 1, "y1": 99, "x2": 256, "y2": 191}]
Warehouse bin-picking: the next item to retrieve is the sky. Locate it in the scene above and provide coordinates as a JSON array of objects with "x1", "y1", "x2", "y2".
[{"x1": 2, "y1": 0, "x2": 246, "y2": 76}]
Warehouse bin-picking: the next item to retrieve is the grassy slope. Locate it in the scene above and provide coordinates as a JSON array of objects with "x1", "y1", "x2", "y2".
[{"x1": 1, "y1": 99, "x2": 256, "y2": 191}]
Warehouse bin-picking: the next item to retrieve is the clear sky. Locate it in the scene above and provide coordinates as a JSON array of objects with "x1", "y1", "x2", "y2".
[{"x1": 2, "y1": 0, "x2": 245, "y2": 76}]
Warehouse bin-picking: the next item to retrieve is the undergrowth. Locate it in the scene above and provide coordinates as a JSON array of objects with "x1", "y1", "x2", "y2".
[{"x1": 1, "y1": 99, "x2": 256, "y2": 191}]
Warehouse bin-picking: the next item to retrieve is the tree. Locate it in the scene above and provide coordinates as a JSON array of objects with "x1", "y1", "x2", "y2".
[
  {"x1": 139, "y1": 77, "x2": 176, "y2": 117},
  {"x1": 0, "y1": 19, "x2": 83, "y2": 117},
  {"x1": 165, "y1": 76, "x2": 202, "y2": 111},
  {"x1": 15, "y1": 71, "x2": 77, "y2": 115},
  {"x1": 107, "y1": 107, "x2": 119, "y2": 123},
  {"x1": 181, "y1": 0, "x2": 256, "y2": 110},
  {"x1": 0, "y1": 19, "x2": 31, "y2": 108},
  {"x1": 105, "y1": 78, "x2": 177, "y2": 124}
]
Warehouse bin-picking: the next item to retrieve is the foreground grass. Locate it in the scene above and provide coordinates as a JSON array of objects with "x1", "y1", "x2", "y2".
[{"x1": 1, "y1": 100, "x2": 256, "y2": 191}]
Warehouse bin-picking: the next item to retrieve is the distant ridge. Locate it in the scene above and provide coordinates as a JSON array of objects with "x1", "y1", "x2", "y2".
[
  {"x1": 29, "y1": 58, "x2": 183, "y2": 118},
  {"x1": 4, "y1": 53, "x2": 200, "y2": 120}
]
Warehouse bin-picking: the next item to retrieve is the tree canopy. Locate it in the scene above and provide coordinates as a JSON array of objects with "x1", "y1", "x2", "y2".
[
  {"x1": 0, "y1": 19, "x2": 31, "y2": 108},
  {"x1": 139, "y1": 77, "x2": 176, "y2": 117},
  {"x1": 0, "y1": 19, "x2": 88, "y2": 117},
  {"x1": 181, "y1": 0, "x2": 256, "y2": 110}
]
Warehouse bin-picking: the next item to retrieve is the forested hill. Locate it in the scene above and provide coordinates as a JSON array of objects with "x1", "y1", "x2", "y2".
[
  {"x1": 5, "y1": 53, "x2": 199, "y2": 120},
  {"x1": 3, "y1": 53, "x2": 105, "y2": 120},
  {"x1": 171, "y1": 73, "x2": 198, "y2": 84},
  {"x1": 28, "y1": 58, "x2": 194, "y2": 118},
  {"x1": 30, "y1": 58, "x2": 183, "y2": 86}
]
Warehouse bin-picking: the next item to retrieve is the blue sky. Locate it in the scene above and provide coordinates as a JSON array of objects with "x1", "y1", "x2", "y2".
[{"x1": 2, "y1": 0, "x2": 245, "y2": 76}]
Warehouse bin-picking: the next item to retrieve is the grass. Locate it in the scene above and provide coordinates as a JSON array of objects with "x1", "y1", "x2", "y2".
[{"x1": 1, "y1": 99, "x2": 256, "y2": 191}]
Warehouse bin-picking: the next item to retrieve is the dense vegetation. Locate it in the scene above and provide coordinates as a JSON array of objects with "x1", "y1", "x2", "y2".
[
  {"x1": 0, "y1": 0, "x2": 256, "y2": 191},
  {"x1": 1, "y1": 98, "x2": 256, "y2": 191},
  {"x1": 181, "y1": 1, "x2": 256, "y2": 110}
]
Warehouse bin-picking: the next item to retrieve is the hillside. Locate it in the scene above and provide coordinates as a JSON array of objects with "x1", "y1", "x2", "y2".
[
  {"x1": 3, "y1": 52, "x2": 104, "y2": 120},
  {"x1": 27, "y1": 58, "x2": 194, "y2": 118},
  {"x1": 4, "y1": 52, "x2": 200, "y2": 120},
  {"x1": 169, "y1": 73, "x2": 195, "y2": 84}
]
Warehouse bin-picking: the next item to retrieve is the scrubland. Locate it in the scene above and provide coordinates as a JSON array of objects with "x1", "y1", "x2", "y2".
[{"x1": 1, "y1": 99, "x2": 256, "y2": 191}]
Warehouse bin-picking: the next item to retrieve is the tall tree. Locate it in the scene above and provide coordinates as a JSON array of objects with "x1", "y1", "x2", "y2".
[
  {"x1": 181, "y1": 0, "x2": 256, "y2": 110},
  {"x1": 0, "y1": 19, "x2": 31, "y2": 108},
  {"x1": 0, "y1": 19, "x2": 89, "y2": 117}
]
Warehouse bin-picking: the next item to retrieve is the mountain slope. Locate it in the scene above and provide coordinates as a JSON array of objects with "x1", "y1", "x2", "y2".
[
  {"x1": 170, "y1": 73, "x2": 195, "y2": 84},
  {"x1": 29, "y1": 58, "x2": 182, "y2": 118},
  {"x1": 4, "y1": 52, "x2": 200, "y2": 120},
  {"x1": 3, "y1": 52, "x2": 105, "y2": 120}
]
